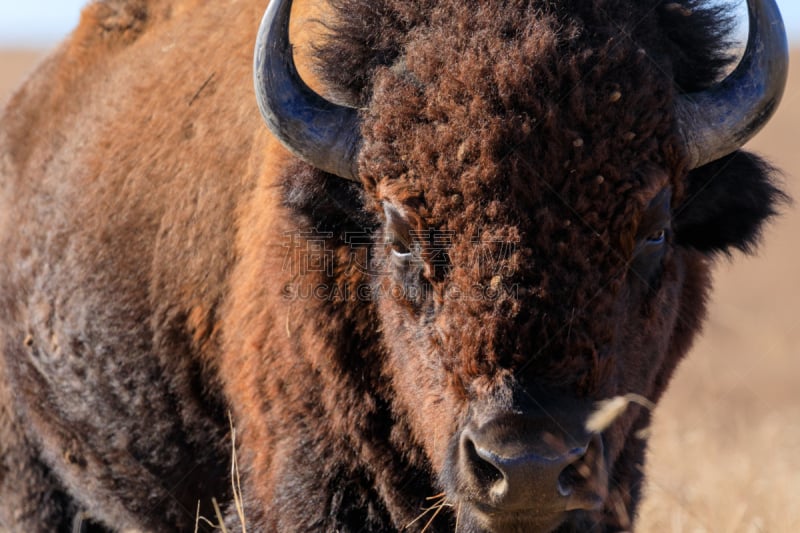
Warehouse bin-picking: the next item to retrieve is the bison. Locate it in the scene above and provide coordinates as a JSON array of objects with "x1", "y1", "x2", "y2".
[{"x1": 0, "y1": 0, "x2": 788, "y2": 531}]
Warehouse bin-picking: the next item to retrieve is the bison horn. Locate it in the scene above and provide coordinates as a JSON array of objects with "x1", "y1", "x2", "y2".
[
  {"x1": 254, "y1": 0, "x2": 362, "y2": 181},
  {"x1": 676, "y1": 0, "x2": 788, "y2": 169}
]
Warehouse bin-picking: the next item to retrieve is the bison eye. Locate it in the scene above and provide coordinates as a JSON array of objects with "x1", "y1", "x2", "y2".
[
  {"x1": 631, "y1": 232, "x2": 667, "y2": 290},
  {"x1": 389, "y1": 235, "x2": 412, "y2": 257},
  {"x1": 631, "y1": 189, "x2": 672, "y2": 287},
  {"x1": 391, "y1": 247, "x2": 412, "y2": 260},
  {"x1": 383, "y1": 202, "x2": 415, "y2": 258},
  {"x1": 645, "y1": 228, "x2": 666, "y2": 245}
]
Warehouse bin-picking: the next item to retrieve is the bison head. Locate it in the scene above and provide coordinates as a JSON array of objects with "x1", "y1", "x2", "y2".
[{"x1": 254, "y1": 0, "x2": 787, "y2": 530}]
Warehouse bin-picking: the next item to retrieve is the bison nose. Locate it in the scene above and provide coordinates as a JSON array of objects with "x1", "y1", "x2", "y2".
[{"x1": 459, "y1": 422, "x2": 607, "y2": 513}]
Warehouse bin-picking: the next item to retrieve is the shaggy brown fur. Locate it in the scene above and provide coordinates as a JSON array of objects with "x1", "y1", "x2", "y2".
[{"x1": 0, "y1": 0, "x2": 783, "y2": 532}]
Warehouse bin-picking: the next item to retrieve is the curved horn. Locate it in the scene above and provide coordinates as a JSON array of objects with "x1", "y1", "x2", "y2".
[
  {"x1": 676, "y1": 0, "x2": 788, "y2": 169},
  {"x1": 254, "y1": 0, "x2": 361, "y2": 181}
]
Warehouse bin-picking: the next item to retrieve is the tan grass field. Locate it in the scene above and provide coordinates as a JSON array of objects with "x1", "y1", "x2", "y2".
[{"x1": 2, "y1": 47, "x2": 798, "y2": 531}]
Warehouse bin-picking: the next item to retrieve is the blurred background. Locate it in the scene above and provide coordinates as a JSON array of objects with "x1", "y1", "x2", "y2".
[{"x1": 0, "y1": 1, "x2": 798, "y2": 531}]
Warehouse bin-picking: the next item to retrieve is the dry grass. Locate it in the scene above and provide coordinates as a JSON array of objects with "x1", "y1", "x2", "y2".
[
  {"x1": 193, "y1": 414, "x2": 247, "y2": 533},
  {"x1": 639, "y1": 406, "x2": 800, "y2": 532},
  {"x1": 1, "y1": 46, "x2": 798, "y2": 532},
  {"x1": 585, "y1": 394, "x2": 655, "y2": 434},
  {"x1": 405, "y1": 493, "x2": 454, "y2": 532}
]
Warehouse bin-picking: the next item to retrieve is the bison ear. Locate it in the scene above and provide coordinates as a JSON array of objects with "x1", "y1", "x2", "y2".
[{"x1": 673, "y1": 151, "x2": 787, "y2": 254}]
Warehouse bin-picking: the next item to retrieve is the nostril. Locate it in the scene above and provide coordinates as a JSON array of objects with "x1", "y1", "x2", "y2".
[
  {"x1": 559, "y1": 435, "x2": 607, "y2": 511},
  {"x1": 556, "y1": 462, "x2": 583, "y2": 497},
  {"x1": 463, "y1": 437, "x2": 504, "y2": 487},
  {"x1": 557, "y1": 446, "x2": 593, "y2": 496}
]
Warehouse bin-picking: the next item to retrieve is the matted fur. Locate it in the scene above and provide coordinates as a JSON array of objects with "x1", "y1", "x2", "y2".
[{"x1": 0, "y1": 0, "x2": 784, "y2": 532}]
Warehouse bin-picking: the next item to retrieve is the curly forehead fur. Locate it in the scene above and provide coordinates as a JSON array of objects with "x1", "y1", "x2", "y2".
[
  {"x1": 316, "y1": 0, "x2": 737, "y2": 195},
  {"x1": 291, "y1": 0, "x2": 740, "y2": 388},
  {"x1": 309, "y1": 0, "x2": 740, "y2": 235}
]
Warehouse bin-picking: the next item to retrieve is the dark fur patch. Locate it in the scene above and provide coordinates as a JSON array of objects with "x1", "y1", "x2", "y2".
[
  {"x1": 281, "y1": 160, "x2": 377, "y2": 236},
  {"x1": 675, "y1": 151, "x2": 787, "y2": 254}
]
